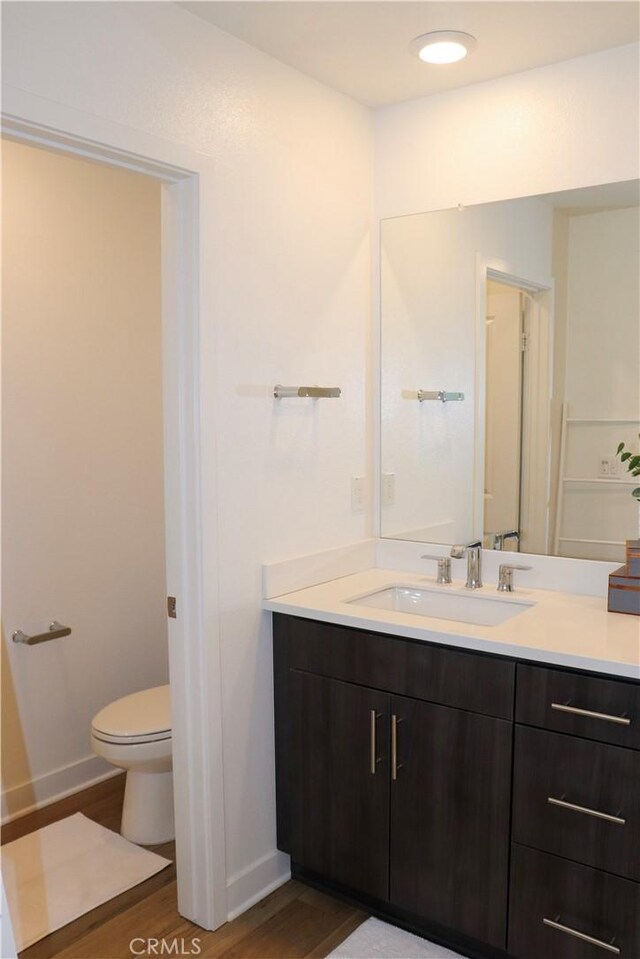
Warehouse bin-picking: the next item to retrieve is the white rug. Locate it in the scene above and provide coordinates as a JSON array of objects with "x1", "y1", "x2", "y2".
[
  {"x1": 328, "y1": 917, "x2": 467, "y2": 959},
  {"x1": 1, "y1": 812, "x2": 171, "y2": 951}
]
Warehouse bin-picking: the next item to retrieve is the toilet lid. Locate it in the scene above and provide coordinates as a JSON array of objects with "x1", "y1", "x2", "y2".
[{"x1": 92, "y1": 685, "x2": 171, "y2": 740}]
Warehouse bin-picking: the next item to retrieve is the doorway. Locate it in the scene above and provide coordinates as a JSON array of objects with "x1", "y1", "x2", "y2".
[
  {"x1": 1, "y1": 106, "x2": 227, "y2": 932},
  {"x1": 482, "y1": 270, "x2": 552, "y2": 555}
]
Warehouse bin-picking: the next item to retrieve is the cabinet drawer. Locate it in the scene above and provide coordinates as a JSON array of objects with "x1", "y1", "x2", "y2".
[
  {"x1": 516, "y1": 664, "x2": 640, "y2": 749},
  {"x1": 509, "y1": 844, "x2": 640, "y2": 959},
  {"x1": 512, "y1": 726, "x2": 640, "y2": 880},
  {"x1": 275, "y1": 614, "x2": 514, "y2": 719}
]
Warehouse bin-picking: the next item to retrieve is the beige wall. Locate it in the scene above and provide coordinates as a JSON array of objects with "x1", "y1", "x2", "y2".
[{"x1": 2, "y1": 139, "x2": 168, "y2": 816}]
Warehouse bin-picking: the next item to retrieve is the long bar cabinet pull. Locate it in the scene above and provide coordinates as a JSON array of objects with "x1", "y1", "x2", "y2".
[
  {"x1": 370, "y1": 710, "x2": 378, "y2": 775},
  {"x1": 391, "y1": 715, "x2": 403, "y2": 781},
  {"x1": 547, "y1": 796, "x2": 626, "y2": 825},
  {"x1": 12, "y1": 621, "x2": 72, "y2": 645},
  {"x1": 551, "y1": 702, "x2": 631, "y2": 726},
  {"x1": 543, "y1": 917, "x2": 620, "y2": 954}
]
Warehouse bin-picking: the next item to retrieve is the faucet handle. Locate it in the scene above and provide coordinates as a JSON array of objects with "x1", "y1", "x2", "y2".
[
  {"x1": 450, "y1": 541, "x2": 482, "y2": 559},
  {"x1": 497, "y1": 563, "x2": 532, "y2": 592},
  {"x1": 421, "y1": 555, "x2": 452, "y2": 584}
]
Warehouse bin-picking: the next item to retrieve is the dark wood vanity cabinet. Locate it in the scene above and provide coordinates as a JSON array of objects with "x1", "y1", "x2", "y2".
[
  {"x1": 272, "y1": 613, "x2": 640, "y2": 959},
  {"x1": 509, "y1": 663, "x2": 640, "y2": 959},
  {"x1": 274, "y1": 614, "x2": 514, "y2": 954}
]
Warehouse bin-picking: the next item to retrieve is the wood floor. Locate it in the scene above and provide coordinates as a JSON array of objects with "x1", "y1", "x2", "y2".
[{"x1": 1, "y1": 777, "x2": 367, "y2": 959}]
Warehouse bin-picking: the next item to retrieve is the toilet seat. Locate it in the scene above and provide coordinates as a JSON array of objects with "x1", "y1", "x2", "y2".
[{"x1": 91, "y1": 685, "x2": 171, "y2": 745}]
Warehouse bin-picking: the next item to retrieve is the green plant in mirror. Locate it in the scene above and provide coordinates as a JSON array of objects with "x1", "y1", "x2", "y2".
[{"x1": 616, "y1": 435, "x2": 640, "y2": 500}]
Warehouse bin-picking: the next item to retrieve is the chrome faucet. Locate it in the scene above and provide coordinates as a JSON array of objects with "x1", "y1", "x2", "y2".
[
  {"x1": 491, "y1": 529, "x2": 520, "y2": 551},
  {"x1": 450, "y1": 540, "x2": 483, "y2": 589}
]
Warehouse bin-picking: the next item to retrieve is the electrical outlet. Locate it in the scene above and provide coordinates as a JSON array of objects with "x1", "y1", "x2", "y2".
[
  {"x1": 382, "y1": 472, "x2": 395, "y2": 507},
  {"x1": 599, "y1": 456, "x2": 620, "y2": 478},
  {"x1": 351, "y1": 476, "x2": 365, "y2": 513}
]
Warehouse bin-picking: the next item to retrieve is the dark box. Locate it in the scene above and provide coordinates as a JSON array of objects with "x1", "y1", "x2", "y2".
[
  {"x1": 608, "y1": 564, "x2": 640, "y2": 616},
  {"x1": 626, "y1": 539, "x2": 640, "y2": 577}
]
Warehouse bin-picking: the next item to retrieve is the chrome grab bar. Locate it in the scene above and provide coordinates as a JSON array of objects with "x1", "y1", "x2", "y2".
[
  {"x1": 273, "y1": 385, "x2": 341, "y2": 399},
  {"x1": 12, "y1": 621, "x2": 72, "y2": 645},
  {"x1": 543, "y1": 917, "x2": 620, "y2": 954},
  {"x1": 548, "y1": 796, "x2": 626, "y2": 825},
  {"x1": 417, "y1": 390, "x2": 464, "y2": 403},
  {"x1": 551, "y1": 702, "x2": 631, "y2": 726}
]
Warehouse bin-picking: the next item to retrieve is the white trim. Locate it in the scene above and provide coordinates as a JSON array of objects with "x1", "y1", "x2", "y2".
[
  {"x1": 1, "y1": 86, "x2": 227, "y2": 931},
  {"x1": 225, "y1": 850, "x2": 291, "y2": 921},
  {"x1": 1, "y1": 758, "x2": 120, "y2": 825},
  {"x1": 475, "y1": 261, "x2": 553, "y2": 549}
]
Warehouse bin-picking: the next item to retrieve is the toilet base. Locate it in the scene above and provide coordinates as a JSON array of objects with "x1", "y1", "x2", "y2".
[{"x1": 121, "y1": 769, "x2": 175, "y2": 845}]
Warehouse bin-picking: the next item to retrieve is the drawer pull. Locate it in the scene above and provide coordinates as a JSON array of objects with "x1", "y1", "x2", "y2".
[
  {"x1": 551, "y1": 703, "x2": 631, "y2": 726},
  {"x1": 543, "y1": 917, "x2": 620, "y2": 954},
  {"x1": 369, "y1": 709, "x2": 382, "y2": 775},
  {"x1": 547, "y1": 796, "x2": 626, "y2": 825}
]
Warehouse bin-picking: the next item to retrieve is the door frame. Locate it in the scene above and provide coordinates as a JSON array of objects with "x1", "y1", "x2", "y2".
[
  {"x1": 1, "y1": 86, "x2": 228, "y2": 930},
  {"x1": 475, "y1": 259, "x2": 554, "y2": 551}
]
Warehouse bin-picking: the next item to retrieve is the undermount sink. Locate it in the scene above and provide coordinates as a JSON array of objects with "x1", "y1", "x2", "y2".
[{"x1": 347, "y1": 585, "x2": 533, "y2": 627}]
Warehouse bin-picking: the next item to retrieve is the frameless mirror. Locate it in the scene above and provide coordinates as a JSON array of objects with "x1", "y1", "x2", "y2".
[{"x1": 380, "y1": 181, "x2": 640, "y2": 562}]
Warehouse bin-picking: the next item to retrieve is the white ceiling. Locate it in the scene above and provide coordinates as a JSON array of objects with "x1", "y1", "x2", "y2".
[{"x1": 180, "y1": 1, "x2": 640, "y2": 108}]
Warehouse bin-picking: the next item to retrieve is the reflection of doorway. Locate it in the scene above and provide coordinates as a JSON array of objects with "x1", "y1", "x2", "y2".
[
  {"x1": 484, "y1": 281, "x2": 524, "y2": 550},
  {"x1": 483, "y1": 271, "x2": 552, "y2": 554}
]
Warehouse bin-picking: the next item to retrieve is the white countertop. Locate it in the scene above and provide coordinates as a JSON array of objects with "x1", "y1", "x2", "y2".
[{"x1": 264, "y1": 568, "x2": 640, "y2": 680}]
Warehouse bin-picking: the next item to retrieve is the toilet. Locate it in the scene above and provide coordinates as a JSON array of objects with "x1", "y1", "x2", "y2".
[{"x1": 91, "y1": 685, "x2": 174, "y2": 845}]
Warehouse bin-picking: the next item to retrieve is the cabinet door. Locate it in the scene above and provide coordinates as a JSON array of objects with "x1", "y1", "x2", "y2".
[
  {"x1": 291, "y1": 671, "x2": 390, "y2": 900},
  {"x1": 389, "y1": 695, "x2": 512, "y2": 949}
]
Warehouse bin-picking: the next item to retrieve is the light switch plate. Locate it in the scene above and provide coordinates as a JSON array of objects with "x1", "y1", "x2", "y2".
[{"x1": 351, "y1": 476, "x2": 365, "y2": 513}]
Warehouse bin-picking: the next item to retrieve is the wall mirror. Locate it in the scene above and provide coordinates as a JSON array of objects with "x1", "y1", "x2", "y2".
[{"x1": 380, "y1": 181, "x2": 640, "y2": 562}]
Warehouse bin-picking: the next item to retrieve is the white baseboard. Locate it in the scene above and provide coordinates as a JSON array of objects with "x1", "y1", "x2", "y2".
[
  {"x1": 226, "y1": 849, "x2": 291, "y2": 921},
  {"x1": 1, "y1": 753, "x2": 118, "y2": 825}
]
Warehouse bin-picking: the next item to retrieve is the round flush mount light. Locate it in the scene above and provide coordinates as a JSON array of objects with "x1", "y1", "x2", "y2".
[{"x1": 410, "y1": 30, "x2": 477, "y2": 64}]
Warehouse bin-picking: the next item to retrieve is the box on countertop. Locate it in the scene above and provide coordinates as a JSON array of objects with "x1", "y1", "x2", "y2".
[
  {"x1": 608, "y1": 562, "x2": 640, "y2": 616},
  {"x1": 626, "y1": 539, "x2": 640, "y2": 577}
]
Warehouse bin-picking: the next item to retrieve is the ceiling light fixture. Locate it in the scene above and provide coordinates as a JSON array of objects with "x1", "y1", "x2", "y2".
[{"x1": 410, "y1": 31, "x2": 477, "y2": 65}]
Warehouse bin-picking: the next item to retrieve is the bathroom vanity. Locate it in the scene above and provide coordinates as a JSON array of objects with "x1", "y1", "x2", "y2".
[{"x1": 268, "y1": 574, "x2": 640, "y2": 959}]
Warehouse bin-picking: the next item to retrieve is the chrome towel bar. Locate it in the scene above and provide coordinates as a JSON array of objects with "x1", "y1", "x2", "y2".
[
  {"x1": 273, "y1": 385, "x2": 341, "y2": 399},
  {"x1": 12, "y1": 621, "x2": 72, "y2": 645},
  {"x1": 417, "y1": 390, "x2": 464, "y2": 403}
]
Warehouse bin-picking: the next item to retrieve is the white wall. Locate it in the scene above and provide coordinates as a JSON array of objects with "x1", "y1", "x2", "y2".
[
  {"x1": 558, "y1": 206, "x2": 640, "y2": 561},
  {"x1": 375, "y1": 43, "x2": 640, "y2": 219},
  {"x1": 2, "y1": 139, "x2": 167, "y2": 815},
  {"x1": 380, "y1": 198, "x2": 552, "y2": 543},
  {"x1": 2, "y1": 0, "x2": 373, "y2": 912}
]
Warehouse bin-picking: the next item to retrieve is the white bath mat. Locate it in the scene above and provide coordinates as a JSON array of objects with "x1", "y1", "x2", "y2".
[
  {"x1": 1, "y1": 812, "x2": 171, "y2": 951},
  {"x1": 328, "y1": 916, "x2": 467, "y2": 959}
]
